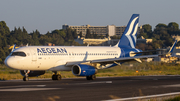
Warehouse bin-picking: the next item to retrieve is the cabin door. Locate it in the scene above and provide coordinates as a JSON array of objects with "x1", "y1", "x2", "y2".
[{"x1": 30, "y1": 48, "x2": 37, "y2": 61}]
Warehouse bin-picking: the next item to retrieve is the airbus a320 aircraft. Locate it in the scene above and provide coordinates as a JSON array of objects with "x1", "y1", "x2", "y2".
[{"x1": 4, "y1": 14, "x2": 176, "y2": 81}]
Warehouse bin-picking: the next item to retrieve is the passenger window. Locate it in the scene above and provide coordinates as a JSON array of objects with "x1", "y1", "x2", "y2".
[{"x1": 11, "y1": 52, "x2": 26, "y2": 57}]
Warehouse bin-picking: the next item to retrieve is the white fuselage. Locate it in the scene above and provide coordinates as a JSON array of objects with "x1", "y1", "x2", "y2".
[{"x1": 5, "y1": 46, "x2": 121, "y2": 71}]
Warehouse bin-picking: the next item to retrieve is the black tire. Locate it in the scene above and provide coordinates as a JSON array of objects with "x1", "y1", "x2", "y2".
[
  {"x1": 86, "y1": 75, "x2": 96, "y2": 80},
  {"x1": 23, "y1": 76, "x2": 29, "y2": 81},
  {"x1": 52, "y1": 75, "x2": 57, "y2": 80},
  {"x1": 91, "y1": 75, "x2": 96, "y2": 80},
  {"x1": 57, "y1": 75, "x2": 61, "y2": 80},
  {"x1": 86, "y1": 76, "x2": 91, "y2": 80},
  {"x1": 52, "y1": 74, "x2": 61, "y2": 80}
]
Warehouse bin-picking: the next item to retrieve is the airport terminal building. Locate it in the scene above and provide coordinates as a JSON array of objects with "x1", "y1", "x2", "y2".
[{"x1": 62, "y1": 24, "x2": 142, "y2": 37}]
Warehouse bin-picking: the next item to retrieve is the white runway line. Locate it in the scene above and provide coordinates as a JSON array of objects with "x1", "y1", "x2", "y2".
[
  {"x1": 0, "y1": 88, "x2": 61, "y2": 91},
  {"x1": 152, "y1": 84, "x2": 180, "y2": 88},
  {"x1": 0, "y1": 84, "x2": 63, "y2": 92},
  {"x1": 103, "y1": 92, "x2": 180, "y2": 101},
  {"x1": 0, "y1": 85, "x2": 46, "y2": 89},
  {"x1": 74, "y1": 81, "x2": 112, "y2": 85},
  {"x1": 161, "y1": 84, "x2": 180, "y2": 87}
]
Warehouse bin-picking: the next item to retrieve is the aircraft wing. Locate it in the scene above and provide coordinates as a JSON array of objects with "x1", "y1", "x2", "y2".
[
  {"x1": 65, "y1": 61, "x2": 89, "y2": 67},
  {"x1": 65, "y1": 55, "x2": 158, "y2": 67},
  {"x1": 90, "y1": 55, "x2": 158, "y2": 64}
]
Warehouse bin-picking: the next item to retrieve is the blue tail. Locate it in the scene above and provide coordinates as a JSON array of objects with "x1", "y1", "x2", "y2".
[
  {"x1": 168, "y1": 40, "x2": 177, "y2": 53},
  {"x1": 11, "y1": 44, "x2": 16, "y2": 52},
  {"x1": 114, "y1": 14, "x2": 139, "y2": 48}
]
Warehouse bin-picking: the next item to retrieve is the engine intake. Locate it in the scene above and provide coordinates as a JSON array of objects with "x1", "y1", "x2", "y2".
[{"x1": 72, "y1": 64, "x2": 97, "y2": 76}]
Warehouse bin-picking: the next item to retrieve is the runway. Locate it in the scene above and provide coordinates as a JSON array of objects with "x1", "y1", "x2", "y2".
[{"x1": 1, "y1": 76, "x2": 180, "y2": 101}]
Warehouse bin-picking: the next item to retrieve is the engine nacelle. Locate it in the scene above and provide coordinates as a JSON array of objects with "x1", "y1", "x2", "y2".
[
  {"x1": 20, "y1": 70, "x2": 45, "y2": 77},
  {"x1": 72, "y1": 64, "x2": 97, "y2": 76}
]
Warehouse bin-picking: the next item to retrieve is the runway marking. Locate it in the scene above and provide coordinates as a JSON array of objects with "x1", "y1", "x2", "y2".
[
  {"x1": 161, "y1": 84, "x2": 180, "y2": 87},
  {"x1": 152, "y1": 84, "x2": 180, "y2": 88},
  {"x1": 0, "y1": 88, "x2": 61, "y2": 92},
  {"x1": 74, "y1": 81, "x2": 112, "y2": 85},
  {"x1": 0, "y1": 85, "x2": 46, "y2": 89},
  {"x1": 103, "y1": 92, "x2": 180, "y2": 101}
]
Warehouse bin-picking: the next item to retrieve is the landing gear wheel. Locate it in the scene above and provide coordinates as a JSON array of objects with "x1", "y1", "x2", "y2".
[
  {"x1": 23, "y1": 70, "x2": 30, "y2": 81},
  {"x1": 52, "y1": 75, "x2": 56, "y2": 80},
  {"x1": 91, "y1": 74, "x2": 96, "y2": 80},
  {"x1": 52, "y1": 74, "x2": 61, "y2": 80},
  {"x1": 57, "y1": 75, "x2": 61, "y2": 80},
  {"x1": 23, "y1": 76, "x2": 29, "y2": 81},
  {"x1": 86, "y1": 75, "x2": 96, "y2": 80},
  {"x1": 86, "y1": 76, "x2": 91, "y2": 80}
]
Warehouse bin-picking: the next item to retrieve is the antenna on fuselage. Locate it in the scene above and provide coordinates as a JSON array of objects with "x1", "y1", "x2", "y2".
[{"x1": 26, "y1": 43, "x2": 29, "y2": 47}]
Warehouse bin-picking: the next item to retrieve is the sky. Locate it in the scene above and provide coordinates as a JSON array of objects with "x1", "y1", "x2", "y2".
[{"x1": 0, "y1": 0, "x2": 180, "y2": 34}]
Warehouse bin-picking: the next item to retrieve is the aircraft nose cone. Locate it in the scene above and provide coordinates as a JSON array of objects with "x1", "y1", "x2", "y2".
[{"x1": 4, "y1": 56, "x2": 13, "y2": 68}]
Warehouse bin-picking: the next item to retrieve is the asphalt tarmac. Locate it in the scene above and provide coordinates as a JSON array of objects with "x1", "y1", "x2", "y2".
[{"x1": 1, "y1": 76, "x2": 180, "y2": 101}]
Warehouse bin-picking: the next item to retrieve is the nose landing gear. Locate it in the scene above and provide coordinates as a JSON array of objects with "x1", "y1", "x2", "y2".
[
  {"x1": 23, "y1": 70, "x2": 30, "y2": 81},
  {"x1": 23, "y1": 76, "x2": 29, "y2": 81}
]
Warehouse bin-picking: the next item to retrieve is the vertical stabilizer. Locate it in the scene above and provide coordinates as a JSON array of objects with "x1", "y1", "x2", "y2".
[
  {"x1": 11, "y1": 44, "x2": 16, "y2": 52},
  {"x1": 168, "y1": 40, "x2": 177, "y2": 53},
  {"x1": 114, "y1": 14, "x2": 139, "y2": 48}
]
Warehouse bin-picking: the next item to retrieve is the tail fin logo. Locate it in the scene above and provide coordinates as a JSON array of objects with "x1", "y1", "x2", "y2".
[
  {"x1": 115, "y1": 14, "x2": 139, "y2": 48},
  {"x1": 125, "y1": 16, "x2": 139, "y2": 48}
]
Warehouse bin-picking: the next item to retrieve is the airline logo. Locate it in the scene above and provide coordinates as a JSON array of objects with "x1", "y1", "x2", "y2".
[
  {"x1": 125, "y1": 16, "x2": 139, "y2": 48},
  {"x1": 37, "y1": 48, "x2": 67, "y2": 54},
  {"x1": 117, "y1": 14, "x2": 139, "y2": 48}
]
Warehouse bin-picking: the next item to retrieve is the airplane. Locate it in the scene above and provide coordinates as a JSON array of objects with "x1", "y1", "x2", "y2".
[{"x1": 4, "y1": 14, "x2": 177, "y2": 81}]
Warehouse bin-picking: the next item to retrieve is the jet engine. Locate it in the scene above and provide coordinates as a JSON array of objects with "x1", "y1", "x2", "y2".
[
  {"x1": 72, "y1": 64, "x2": 97, "y2": 76},
  {"x1": 20, "y1": 70, "x2": 45, "y2": 77}
]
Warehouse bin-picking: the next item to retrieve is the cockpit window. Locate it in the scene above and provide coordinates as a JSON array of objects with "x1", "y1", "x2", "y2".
[{"x1": 11, "y1": 52, "x2": 26, "y2": 57}]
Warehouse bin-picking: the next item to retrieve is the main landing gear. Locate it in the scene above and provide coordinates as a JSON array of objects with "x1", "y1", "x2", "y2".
[
  {"x1": 23, "y1": 70, "x2": 30, "y2": 81},
  {"x1": 52, "y1": 71, "x2": 62, "y2": 80},
  {"x1": 86, "y1": 74, "x2": 96, "y2": 80}
]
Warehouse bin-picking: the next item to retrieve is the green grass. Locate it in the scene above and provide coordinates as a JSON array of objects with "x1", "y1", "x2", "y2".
[
  {"x1": 165, "y1": 95, "x2": 180, "y2": 101},
  {"x1": 1, "y1": 61, "x2": 180, "y2": 80}
]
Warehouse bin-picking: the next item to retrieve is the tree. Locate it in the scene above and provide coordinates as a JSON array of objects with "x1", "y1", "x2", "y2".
[
  {"x1": 0, "y1": 21, "x2": 10, "y2": 36},
  {"x1": 59, "y1": 30, "x2": 66, "y2": 38},
  {"x1": 167, "y1": 22, "x2": 179, "y2": 35},
  {"x1": 138, "y1": 32, "x2": 148, "y2": 39},
  {"x1": 142, "y1": 24, "x2": 152, "y2": 38},
  {"x1": 30, "y1": 30, "x2": 40, "y2": 45},
  {"x1": 65, "y1": 28, "x2": 74, "y2": 41},
  {"x1": 79, "y1": 31, "x2": 83, "y2": 38},
  {"x1": 85, "y1": 29, "x2": 92, "y2": 38},
  {"x1": 72, "y1": 29, "x2": 78, "y2": 39}
]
